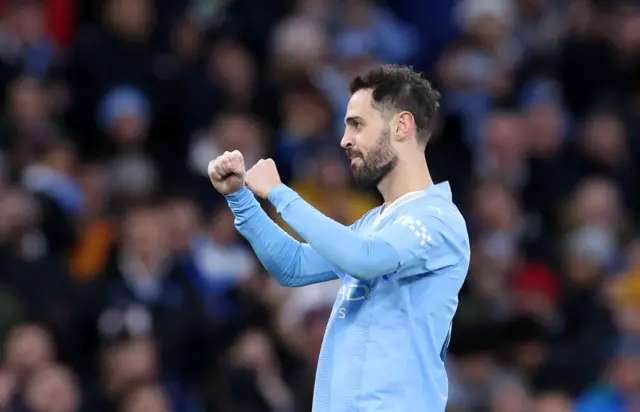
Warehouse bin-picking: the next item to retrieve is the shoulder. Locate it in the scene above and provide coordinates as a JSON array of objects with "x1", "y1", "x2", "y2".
[
  {"x1": 392, "y1": 195, "x2": 468, "y2": 246},
  {"x1": 378, "y1": 194, "x2": 469, "y2": 272}
]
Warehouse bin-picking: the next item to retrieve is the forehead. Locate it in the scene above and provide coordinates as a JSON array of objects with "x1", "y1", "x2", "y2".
[{"x1": 345, "y1": 89, "x2": 378, "y2": 120}]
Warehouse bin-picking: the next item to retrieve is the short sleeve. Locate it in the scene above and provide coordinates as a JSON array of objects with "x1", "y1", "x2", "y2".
[{"x1": 371, "y1": 208, "x2": 469, "y2": 278}]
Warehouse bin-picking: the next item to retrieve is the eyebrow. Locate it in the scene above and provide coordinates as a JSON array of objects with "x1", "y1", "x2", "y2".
[{"x1": 344, "y1": 116, "x2": 364, "y2": 125}]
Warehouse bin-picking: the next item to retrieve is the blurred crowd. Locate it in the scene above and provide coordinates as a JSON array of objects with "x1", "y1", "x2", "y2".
[{"x1": 0, "y1": 0, "x2": 640, "y2": 411}]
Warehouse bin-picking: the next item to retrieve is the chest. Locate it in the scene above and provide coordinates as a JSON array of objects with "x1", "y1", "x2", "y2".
[{"x1": 331, "y1": 214, "x2": 395, "y2": 318}]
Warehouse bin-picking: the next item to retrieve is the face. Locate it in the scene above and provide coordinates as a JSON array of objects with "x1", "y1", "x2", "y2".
[
  {"x1": 9, "y1": 77, "x2": 47, "y2": 124},
  {"x1": 533, "y1": 393, "x2": 573, "y2": 412},
  {"x1": 341, "y1": 89, "x2": 398, "y2": 187},
  {"x1": 122, "y1": 385, "x2": 170, "y2": 412},
  {"x1": 3, "y1": 325, "x2": 54, "y2": 378},
  {"x1": 107, "y1": 0, "x2": 152, "y2": 40},
  {"x1": 122, "y1": 208, "x2": 168, "y2": 258},
  {"x1": 24, "y1": 365, "x2": 80, "y2": 412},
  {"x1": 102, "y1": 339, "x2": 157, "y2": 397}
]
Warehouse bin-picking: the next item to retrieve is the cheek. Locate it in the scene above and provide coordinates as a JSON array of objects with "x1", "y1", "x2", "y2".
[{"x1": 355, "y1": 131, "x2": 379, "y2": 152}]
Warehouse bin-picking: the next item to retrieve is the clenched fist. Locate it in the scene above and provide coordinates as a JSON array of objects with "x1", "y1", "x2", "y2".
[
  {"x1": 208, "y1": 150, "x2": 246, "y2": 195},
  {"x1": 245, "y1": 158, "x2": 282, "y2": 199}
]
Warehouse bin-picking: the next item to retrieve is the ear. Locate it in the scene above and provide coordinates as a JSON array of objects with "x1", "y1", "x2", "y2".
[{"x1": 392, "y1": 111, "x2": 416, "y2": 142}]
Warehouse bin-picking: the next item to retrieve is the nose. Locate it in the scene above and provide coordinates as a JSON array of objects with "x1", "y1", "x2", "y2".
[{"x1": 340, "y1": 134, "x2": 354, "y2": 150}]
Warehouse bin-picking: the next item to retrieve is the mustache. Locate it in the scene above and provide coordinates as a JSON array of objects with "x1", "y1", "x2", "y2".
[{"x1": 346, "y1": 149, "x2": 363, "y2": 159}]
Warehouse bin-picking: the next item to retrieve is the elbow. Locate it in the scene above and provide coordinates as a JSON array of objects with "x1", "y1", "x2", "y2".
[
  {"x1": 339, "y1": 251, "x2": 399, "y2": 281},
  {"x1": 276, "y1": 275, "x2": 297, "y2": 288},
  {"x1": 264, "y1": 268, "x2": 296, "y2": 288},
  {"x1": 338, "y1": 259, "x2": 389, "y2": 281}
]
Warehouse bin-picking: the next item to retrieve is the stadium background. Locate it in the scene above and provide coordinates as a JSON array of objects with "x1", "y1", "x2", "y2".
[{"x1": 0, "y1": 0, "x2": 638, "y2": 411}]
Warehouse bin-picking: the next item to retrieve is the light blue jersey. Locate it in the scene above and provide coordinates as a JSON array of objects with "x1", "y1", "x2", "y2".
[{"x1": 226, "y1": 182, "x2": 470, "y2": 412}]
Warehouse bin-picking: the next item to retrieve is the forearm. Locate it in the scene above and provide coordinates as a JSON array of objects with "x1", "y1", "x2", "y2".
[
  {"x1": 268, "y1": 184, "x2": 400, "y2": 280},
  {"x1": 225, "y1": 188, "x2": 337, "y2": 287}
]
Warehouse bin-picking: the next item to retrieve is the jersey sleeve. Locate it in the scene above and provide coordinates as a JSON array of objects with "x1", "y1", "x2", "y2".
[
  {"x1": 371, "y1": 205, "x2": 469, "y2": 279},
  {"x1": 227, "y1": 187, "x2": 371, "y2": 286}
]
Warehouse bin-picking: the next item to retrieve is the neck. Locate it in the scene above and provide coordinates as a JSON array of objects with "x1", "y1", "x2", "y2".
[{"x1": 377, "y1": 152, "x2": 433, "y2": 205}]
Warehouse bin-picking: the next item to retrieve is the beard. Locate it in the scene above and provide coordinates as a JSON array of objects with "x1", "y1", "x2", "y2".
[{"x1": 349, "y1": 127, "x2": 398, "y2": 187}]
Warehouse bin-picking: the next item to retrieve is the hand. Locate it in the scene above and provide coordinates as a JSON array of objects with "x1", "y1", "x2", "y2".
[
  {"x1": 208, "y1": 150, "x2": 246, "y2": 195},
  {"x1": 245, "y1": 158, "x2": 282, "y2": 199}
]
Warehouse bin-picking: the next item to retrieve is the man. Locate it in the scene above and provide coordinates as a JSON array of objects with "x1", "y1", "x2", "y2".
[{"x1": 209, "y1": 65, "x2": 470, "y2": 411}]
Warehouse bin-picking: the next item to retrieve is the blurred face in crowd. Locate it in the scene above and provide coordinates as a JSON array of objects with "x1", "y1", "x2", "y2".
[
  {"x1": 111, "y1": 111, "x2": 149, "y2": 147},
  {"x1": 231, "y1": 330, "x2": 278, "y2": 373},
  {"x1": 295, "y1": 0, "x2": 333, "y2": 19},
  {"x1": 610, "y1": 355, "x2": 640, "y2": 393},
  {"x1": 511, "y1": 339, "x2": 548, "y2": 375},
  {"x1": 613, "y1": 9, "x2": 640, "y2": 53},
  {"x1": 473, "y1": 182, "x2": 518, "y2": 230},
  {"x1": 457, "y1": 352, "x2": 495, "y2": 383},
  {"x1": 121, "y1": 207, "x2": 169, "y2": 260},
  {"x1": 209, "y1": 40, "x2": 256, "y2": 98},
  {"x1": 173, "y1": 19, "x2": 203, "y2": 63},
  {"x1": 166, "y1": 198, "x2": 200, "y2": 253},
  {"x1": 524, "y1": 103, "x2": 563, "y2": 157},
  {"x1": 567, "y1": 177, "x2": 622, "y2": 230},
  {"x1": 314, "y1": 152, "x2": 349, "y2": 190},
  {"x1": 533, "y1": 392, "x2": 573, "y2": 412},
  {"x1": 2, "y1": 324, "x2": 54, "y2": 379},
  {"x1": 627, "y1": 239, "x2": 640, "y2": 269},
  {"x1": 24, "y1": 364, "x2": 80, "y2": 412},
  {"x1": 44, "y1": 140, "x2": 77, "y2": 176},
  {"x1": 517, "y1": 0, "x2": 549, "y2": 14},
  {"x1": 341, "y1": 89, "x2": 398, "y2": 187},
  {"x1": 102, "y1": 339, "x2": 158, "y2": 398},
  {"x1": 6, "y1": 1, "x2": 45, "y2": 46},
  {"x1": 343, "y1": 0, "x2": 374, "y2": 28},
  {"x1": 271, "y1": 18, "x2": 327, "y2": 73},
  {"x1": 121, "y1": 384, "x2": 170, "y2": 412},
  {"x1": 298, "y1": 309, "x2": 330, "y2": 363},
  {"x1": 106, "y1": 0, "x2": 153, "y2": 41},
  {"x1": 210, "y1": 207, "x2": 239, "y2": 245},
  {"x1": 212, "y1": 114, "x2": 266, "y2": 168},
  {"x1": 613, "y1": 303, "x2": 640, "y2": 336},
  {"x1": 581, "y1": 113, "x2": 627, "y2": 168},
  {"x1": 77, "y1": 163, "x2": 109, "y2": 217},
  {"x1": 563, "y1": 251, "x2": 601, "y2": 287},
  {"x1": 484, "y1": 112, "x2": 526, "y2": 170},
  {"x1": 0, "y1": 370, "x2": 16, "y2": 409},
  {"x1": 0, "y1": 188, "x2": 37, "y2": 240},
  {"x1": 467, "y1": 14, "x2": 510, "y2": 49},
  {"x1": 283, "y1": 89, "x2": 331, "y2": 137},
  {"x1": 489, "y1": 382, "x2": 529, "y2": 412},
  {"x1": 8, "y1": 77, "x2": 48, "y2": 126}
]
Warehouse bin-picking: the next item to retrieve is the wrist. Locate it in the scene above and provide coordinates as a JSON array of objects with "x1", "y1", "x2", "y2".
[
  {"x1": 268, "y1": 184, "x2": 300, "y2": 214},
  {"x1": 225, "y1": 186, "x2": 255, "y2": 211},
  {"x1": 267, "y1": 183, "x2": 286, "y2": 199},
  {"x1": 225, "y1": 185, "x2": 250, "y2": 199}
]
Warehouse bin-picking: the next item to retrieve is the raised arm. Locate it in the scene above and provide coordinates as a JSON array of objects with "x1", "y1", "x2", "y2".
[
  {"x1": 267, "y1": 184, "x2": 401, "y2": 280},
  {"x1": 226, "y1": 187, "x2": 338, "y2": 287},
  {"x1": 266, "y1": 183, "x2": 468, "y2": 282}
]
